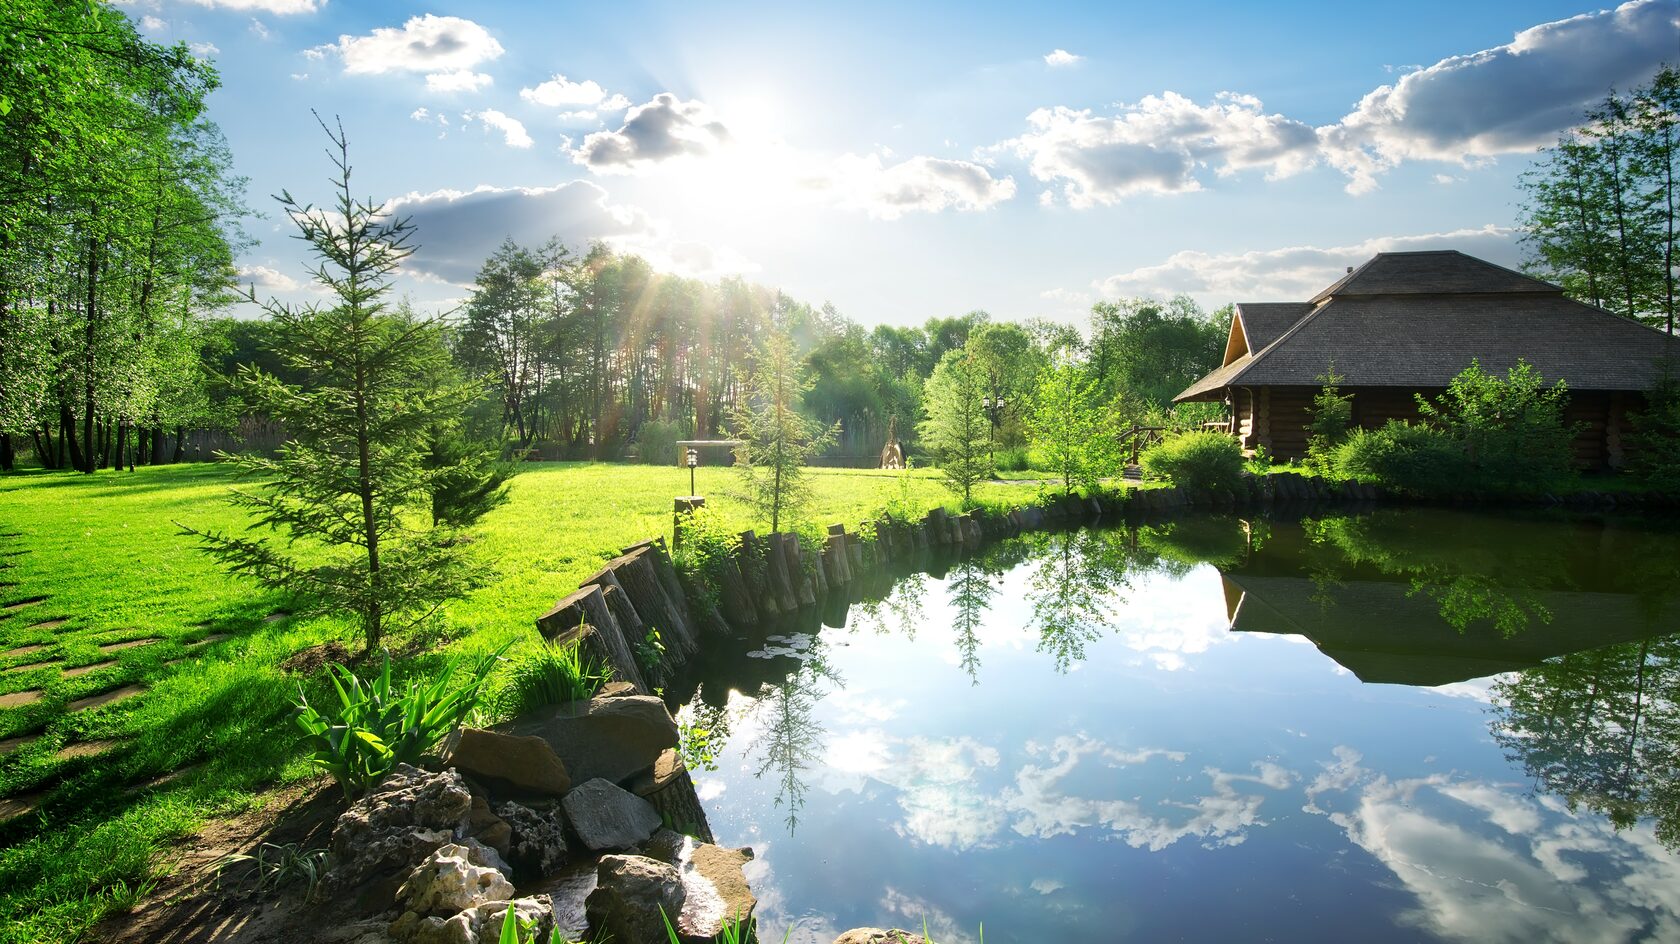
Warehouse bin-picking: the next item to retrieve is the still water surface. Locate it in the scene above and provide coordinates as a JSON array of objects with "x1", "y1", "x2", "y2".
[{"x1": 672, "y1": 508, "x2": 1680, "y2": 943}]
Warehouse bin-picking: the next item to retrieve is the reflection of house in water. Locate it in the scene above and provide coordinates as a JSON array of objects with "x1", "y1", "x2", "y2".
[{"x1": 1216, "y1": 539, "x2": 1680, "y2": 687}]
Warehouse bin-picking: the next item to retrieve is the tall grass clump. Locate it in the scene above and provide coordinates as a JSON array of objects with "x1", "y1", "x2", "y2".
[
  {"x1": 490, "y1": 640, "x2": 610, "y2": 719},
  {"x1": 1140, "y1": 430, "x2": 1244, "y2": 492}
]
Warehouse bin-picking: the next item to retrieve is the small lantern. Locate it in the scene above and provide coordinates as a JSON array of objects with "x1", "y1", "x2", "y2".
[{"x1": 686, "y1": 447, "x2": 699, "y2": 495}]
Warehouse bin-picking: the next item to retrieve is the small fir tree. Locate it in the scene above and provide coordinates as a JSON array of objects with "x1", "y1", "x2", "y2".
[
  {"x1": 181, "y1": 119, "x2": 490, "y2": 652},
  {"x1": 728, "y1": 331, "x2": 838, "y2": 532},
  {"x1": 920, "y1": 347, "x2": 992, "y2": 504},
  {"x1": 1027, "y1": 355, "x2": 1118, "y2": 495},
  {"x1": 1306, "y1": 363, "x2": 1354, "y2": 472}
]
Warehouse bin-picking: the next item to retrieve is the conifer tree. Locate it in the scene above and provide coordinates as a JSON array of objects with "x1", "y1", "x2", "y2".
[
  {"x1": 182, "y1": 119, "x2": 488, "y2": 652},
  {"x1": 920, "y1": 346, "x2": 992, "y2": 504},
  {"x1": 728, "y1": 330, "x2": 838, "y2": 531}
]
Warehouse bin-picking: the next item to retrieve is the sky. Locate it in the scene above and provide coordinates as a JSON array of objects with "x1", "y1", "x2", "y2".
[{"x1": 120, "y1": 0, "x2": 1679, "y2": 326}]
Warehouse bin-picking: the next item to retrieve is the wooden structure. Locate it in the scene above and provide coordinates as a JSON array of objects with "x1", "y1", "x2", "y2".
[
  {"x1": 1174, "y1": 251, "x2": 1680, "y2": 467},
  {"x1": 879, "y1": 416, "x2": 905, "y2": 469},
  {"x1": 674, "y1": 440, "x2": 741, "y2": 467}
]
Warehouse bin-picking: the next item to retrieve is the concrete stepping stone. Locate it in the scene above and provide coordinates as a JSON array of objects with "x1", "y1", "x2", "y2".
[
  {"x1": 262, "y1": 611, "x2": 290, "y2": 623},
  {"x1": 0, "y1": 733, "x2": 39, "y2": 755},
  {"x1": 2, "y1": 643, "x2": 49, "y2": 659},
  {"x1": 62, "y1": 660, "x2": 116, "y2": 678},
  {"x1": 54, "y1": 739, "x2": 122, "y2": 761},
  {"x1": 189, "y1": 633, "x2": 231, "y2": 648},
  {"x1": 97, "y1": 637, "x2": 162, "y2": 653},
  {"x1": 27, "y1": 618, "x2": 68, "y2": 631},
  {"x1": 68, "y1": 683, "x2": 144, "y2": 712},
  {"x1": 0, "y1": 689, "x2": 44, "y2": 709},
  {"x1": 127, "y1": 763, "x2": 200, "y2": 796},
  {"x1": 2, "y1": 659, "x2": 54, "y2": 674},
  {"x1": 0, "y1": 791, "x2": 44, "y2": 822},
  {"x1": 1, "y1": 597, "x2": 45, "y2": 614}
]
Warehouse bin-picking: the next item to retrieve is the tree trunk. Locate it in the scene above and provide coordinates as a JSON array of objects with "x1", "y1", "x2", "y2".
[
  {"x1": 0, "y1": 434, "x2": 12, "y2": 472},
  {"x1": 62, "y1": 404, "x2": 83, "y2": 472}
]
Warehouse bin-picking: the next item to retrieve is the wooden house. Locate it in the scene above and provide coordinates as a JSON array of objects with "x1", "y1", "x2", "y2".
[{"x1": 1173, "y1": 250, "x2": 1680, "y2": 467}]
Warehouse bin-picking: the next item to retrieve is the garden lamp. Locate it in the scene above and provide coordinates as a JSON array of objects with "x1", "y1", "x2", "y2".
[{"x1": 687, "y1": 447, "x2": 699, "y2": 495}]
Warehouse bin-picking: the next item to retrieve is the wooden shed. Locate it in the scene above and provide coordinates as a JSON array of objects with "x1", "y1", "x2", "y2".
[{"x1": 1173, "y1": 251, "x2": 1680, "y2": 467}]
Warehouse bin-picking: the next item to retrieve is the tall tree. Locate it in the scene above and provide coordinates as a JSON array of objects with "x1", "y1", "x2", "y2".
[
  {"x1": 1028, "y1": 354, "x2": 1118, "y2": 494},
  {"x1": 729, "y1": 331, "x2": 838, "y2": 532},
  {"x1": 920, "y1": 346, "x2": 991, "y2": 504},
  {"x1": 183, "y1": 120, "x2": 487, "y2": 653}
]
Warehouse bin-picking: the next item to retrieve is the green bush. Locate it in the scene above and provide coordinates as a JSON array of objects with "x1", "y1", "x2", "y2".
[
  {"x1": 294, "y1": 646, "x2": 505, "y2": 800},
  {"x1": 1628, "y1": 370, "x2": 1680, "y2": 491},
  {"x1": 636, "y1": 417, "x2": 690, "y2": 466},
  {"x1": 995, "y1": 446, "x2": 1032, "y2": 471},
  {"x1": 1140, "y1": 430, "x2": 1244, "y2": 493},
  {"x1": 1331, "y1": 421, "x2": 1470, "y2": 496},
  {"x1": 1416, "y1": 359, "x2": 1577, "y2": 495},
  {"x1": 490, "y1": 640, "x2": 610, "y2": 720}
]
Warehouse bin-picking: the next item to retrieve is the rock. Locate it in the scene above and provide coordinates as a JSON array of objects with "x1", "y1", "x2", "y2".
[
  {"x1": 444, "y1": 728, "x2": 571, "y2": 797},
  {"x1": 627, "y1": 748, "x2": 714, "y2": 843},
  {"x1": 465, "y1": 795, "x2": 511, "y2": 861},
  {"x1": 833, "y1": 931, "x2": 930, "y2": 944},
  {"x1": 562, "y1": 778, "x2": 662, "y2": 852},
  {"x1": 585, "y1": 855, "x2": 684, "y2": 944},
  {"x1": 679, "y1": 843, "x2": 757, "y2": 940},
  {"x1": 640, "y1": 827, "x2": 688, "y2": 864},
  {"x1": 317, "y1": 764, "x2": 475, "y2": 907},
  {"x1": 496, "y1": 800, "x2": 570, "y2": 878},
  {"x1": 397, "y1": 896, "x2": 555, "y2": 944},
  {"x1": 503, "y1": 695, "x2": 679, "y2": 787},
  {"x1": 398, "y1": 841, "x2": 515, "y2": 917}
]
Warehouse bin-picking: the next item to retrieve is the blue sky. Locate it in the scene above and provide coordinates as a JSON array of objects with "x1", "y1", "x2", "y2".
[{"x1": 123, "y1": 0, "x2": 1678, "y2": 325}]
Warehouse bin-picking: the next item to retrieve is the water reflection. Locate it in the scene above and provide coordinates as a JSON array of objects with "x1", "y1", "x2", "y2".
[{"x1": 747, "y1": 640, "x2": 840, "y2": 834}]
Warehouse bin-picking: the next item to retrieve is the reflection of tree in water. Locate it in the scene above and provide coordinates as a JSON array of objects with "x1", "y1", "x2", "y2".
[
  {"x1": 946, "y1": 559, "x2": 995, "y2": 685},
  {"x1": 1492, "y1": 634, "x2": 1680, "y2": 850},
  {"x1": 749, "y1": 642, "x2": 841, "y2": 835},
  {"x1": 851, "y1": 572, "x2": 928, "y2": 638},
  {"x1": 678, "y1": 688, "x2": 734, "y2": 773},
  {"x1": 1025, "y1": 528, "x2": 1137, "y2": 672}
]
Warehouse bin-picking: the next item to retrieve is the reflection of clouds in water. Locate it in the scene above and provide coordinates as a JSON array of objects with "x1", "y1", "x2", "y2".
[
  {"x1": 742, "y1": 844, "x2": 844, "y2": 944},
  {"x1": 1030, "y1": 877, "x2": 1065, "y2": 895},
  {"x1": 880, "y1": 887, "x2": 981, "y2": 944},
  {"x1": 1428, "y1": 674, "x2": 1513, "y2": 703},
  {"x1": 1110, "y1": 570, "x2": 1237, "y2": 671},
  {"x1": 1302, "y1": 745, "x2": 1680, "y2": 944}
]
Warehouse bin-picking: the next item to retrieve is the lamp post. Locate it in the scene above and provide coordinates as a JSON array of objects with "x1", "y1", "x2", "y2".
[{"x1": 686, "y1": 447, "x2": 699, "y2": 496}]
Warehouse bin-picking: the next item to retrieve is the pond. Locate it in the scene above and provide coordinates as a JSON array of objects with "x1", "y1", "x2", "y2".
[{"x1": 670, "y1": 507, "x2": 1680, "y2": 943}]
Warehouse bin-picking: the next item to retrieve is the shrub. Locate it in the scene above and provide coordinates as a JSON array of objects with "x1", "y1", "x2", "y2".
[
  {"x1": 995, "y1": 446, "x2": 1032, "y2": 471},
  {"x1": 1140, "y1": 430, "x2": 1244, "y2": 493},
  {"x1": 294, "y1": 646, "x2": 505, "y2": 800},
  {"x1": 1331, "y1": 421, "x2": 1469, "y2": 496},
  {"x1": 1628, "y1": 369, "x2": 1680, "y2": 491},
  {"x1": 490, "y1": 640, "x2": 610, "y2": 720},
  {"x1": 1306, "y1": 365, "x2": 1353, "y2": 473},
  {"x1": 1416, "y1": 359, "x2": 1578, "y2": 496},
  {"x1": 636, "y1": 417, "x2": 690, "y2": 466}
]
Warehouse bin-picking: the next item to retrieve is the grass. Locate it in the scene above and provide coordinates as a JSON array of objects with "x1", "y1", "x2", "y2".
[{"x1": 0, "y1": 460, "x2": 1041, "y2": 942}]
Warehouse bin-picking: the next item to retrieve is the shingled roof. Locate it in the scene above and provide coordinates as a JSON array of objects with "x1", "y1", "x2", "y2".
[{"x1": 1177, "y1": 250, "x2": 1680, "y2": 402}]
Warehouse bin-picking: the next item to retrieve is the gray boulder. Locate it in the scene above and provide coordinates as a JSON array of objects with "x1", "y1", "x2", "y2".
[
  {"x1": 444, "y1": 728, "x2": 571, "y2": 796},
  {"x1": 317, "y1": 764, "x2": 474, "y2": 906},
  {"x1": 585, "y1": 855, "x2": 684, "y2": 944},
  {"x1": 561, "y1": 778, "x2": 662, "y2": 852},
  {"x1": 502, "y1": 695, "x2": 678, "y2": 786},
  {"x1": 495, "y1": 800, "x2": 570, "y2": 878},
  {"x1": 397, "y1": 841, "x2": 514, "y2": 917}
]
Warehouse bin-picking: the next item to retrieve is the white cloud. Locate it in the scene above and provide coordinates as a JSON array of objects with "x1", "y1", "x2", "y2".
[
  {"x1": 248, "y1": 18, "x2": 270, "y2": 39},
  {"x1": 599, "y1": 94, "x2": 631, "y2": 113},
  {"x1": 815, "y1": 153, "x2": 1016, "y2": 220},
  {"x1": 464, "y1": 109, "x2": 532, "y2": 149},
  {"x1": 185, "y1": 0, "x2": 321, "y2": 12},
  {"x1": 555, "y1": 110, "x2": 600, "y2": 124},
  {"x1": 1004, "y1": 92, "x2": 1318, "y2": 206},
  {"x1": 237, "y1": 264, "x2": 301, "y2": 292},
  {"x1": 1043, "y1": 49, "x2": 1082, "y2": 67},
  {"x1": 521, "y1": 73, "x2": 610, "y2": 107},
  {"x1": 140, "y1": 15, "x2": 166, "y2": 31},
  {"x1": 190, "y1": 41, "x2": 219, "y2": 57},
  {"x1": 318, "y1": 14, "x2": 504, "y2": 80},
  {"x1": 1318, "y1": 0, "x2": 1679, "y2": 193},
  {"x1": 425, "y1": 70, "x2": 492, "y2": 94},
  {"x1": 1094, "y1": 224, "x2": 1521, "y2": 301},
  {"x1": 571, "y1": 93, "x2": 731, "y2": 173}
]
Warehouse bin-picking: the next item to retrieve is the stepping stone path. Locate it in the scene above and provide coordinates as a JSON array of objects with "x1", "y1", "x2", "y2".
[
  {"x1": 190, "y1": 633, "x2": 231, "y2": 648},
  {"x1": 62, "y1": 660, "x2": 116, "y2": 678},
  {"x1": 0, "y1": 689, "x2": 43, "y2": 709},
  {"x1": 126, "y1": 763, "x2": 200, "y2": 797},
  {"x1": 0, "y1": 791, "x2": 43, "y2": 822},
  {"x1": 97, "y1": 637, "x2": 162, "y2": 654},
  {"x1": 263, "y1": 611, "x2": 289, "y2": 623},
  {"x1": 54, "y1": 739, "x2": 122, "y2": 762},
  {"x1": 2, "y1": 659, "x2": 53, "y2": 674},
  {"x1": 68, "y1": 683, "x2": 144, "y2": 712},
  {"x1": 2, "y1": 644, "x2": 48, "y2": 659},
  {"x1": 27, "y1": 618, "x2": 68, "y2": 631},
  {"x1": 1, "y1": 597, "x2": 45, "y2": 614},
  {"x1": 0, "y1": 733, "x2": 39, "y2": 755}
]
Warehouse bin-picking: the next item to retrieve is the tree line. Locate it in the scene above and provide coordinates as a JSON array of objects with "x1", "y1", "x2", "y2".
[{"x1": 0, "y1": 0, "x2": 246, "y2": 472}]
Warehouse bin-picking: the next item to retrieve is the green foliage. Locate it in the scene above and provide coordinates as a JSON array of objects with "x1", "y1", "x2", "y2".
[
  {"x1": 1330, "y1": 421, "x2": 1468, "y2": 496},
  {"x1": 215, "y1": 842, "x2": 329, "y2": 899},
  {"x1": 636, "y1": 627, "x2": 666, "y2": 677},
  {"x1": 636, "y1": 416, "x2": 690, "y2": 465},
  {"x1": 1027, "y1": 356, "x2": 1118, "y2": 494},
  {"x1": 1087, "y1": 296, "x2": 1226, "y2": 407},
  {"x1": 427, "y1": 421, "x2": 521, "y2": 528},
  {"x1": 1140, "y1": 430, "x2": 1244, "y2": 493},
  {"x1": 1414, "y1": 359, "x2": 1579, "y2": 495},
  {"x1": 729, "y1": 331, "x2": 840, "y2": 531},
  {"x1": 673, "y1": 505, "x2": 746, "y2": 610},
  {"x1": 180, "y1": 121, "x2": 491, "y2": 652},
  {"x1": 294, "y1": 647, "x2": 505, "y2": 799},
  {"x1": 490, "y1": 640, "x2": 609, "y2": 719},
  {"x1": 1306, "y1": 365, "x2": 1353, "y2": 472},
  {"x1": 1628, "y1": 366, "x2": 1680, "y2": 489},
  {"x1": 920, "y1": 347, "x2": 993, "y2": 504}
]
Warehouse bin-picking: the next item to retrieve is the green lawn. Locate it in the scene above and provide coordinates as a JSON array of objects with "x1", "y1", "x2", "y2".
[{"x1": 0, "y1": 460, "x2": 1040, "y2": 942}]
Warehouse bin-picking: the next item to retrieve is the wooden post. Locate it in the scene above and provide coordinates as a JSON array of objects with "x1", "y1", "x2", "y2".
[
  {"x1": 673, "y1": 496, "x2": 705, "y2": 551},
  {"x1": 536, "y1": 586, "x2": 647, "y2": 693}
]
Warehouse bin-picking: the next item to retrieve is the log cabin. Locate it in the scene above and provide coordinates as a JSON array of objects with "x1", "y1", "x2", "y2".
[{"x1": 1173, "y1": 250, "x2": 1680, "y2": 468}]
